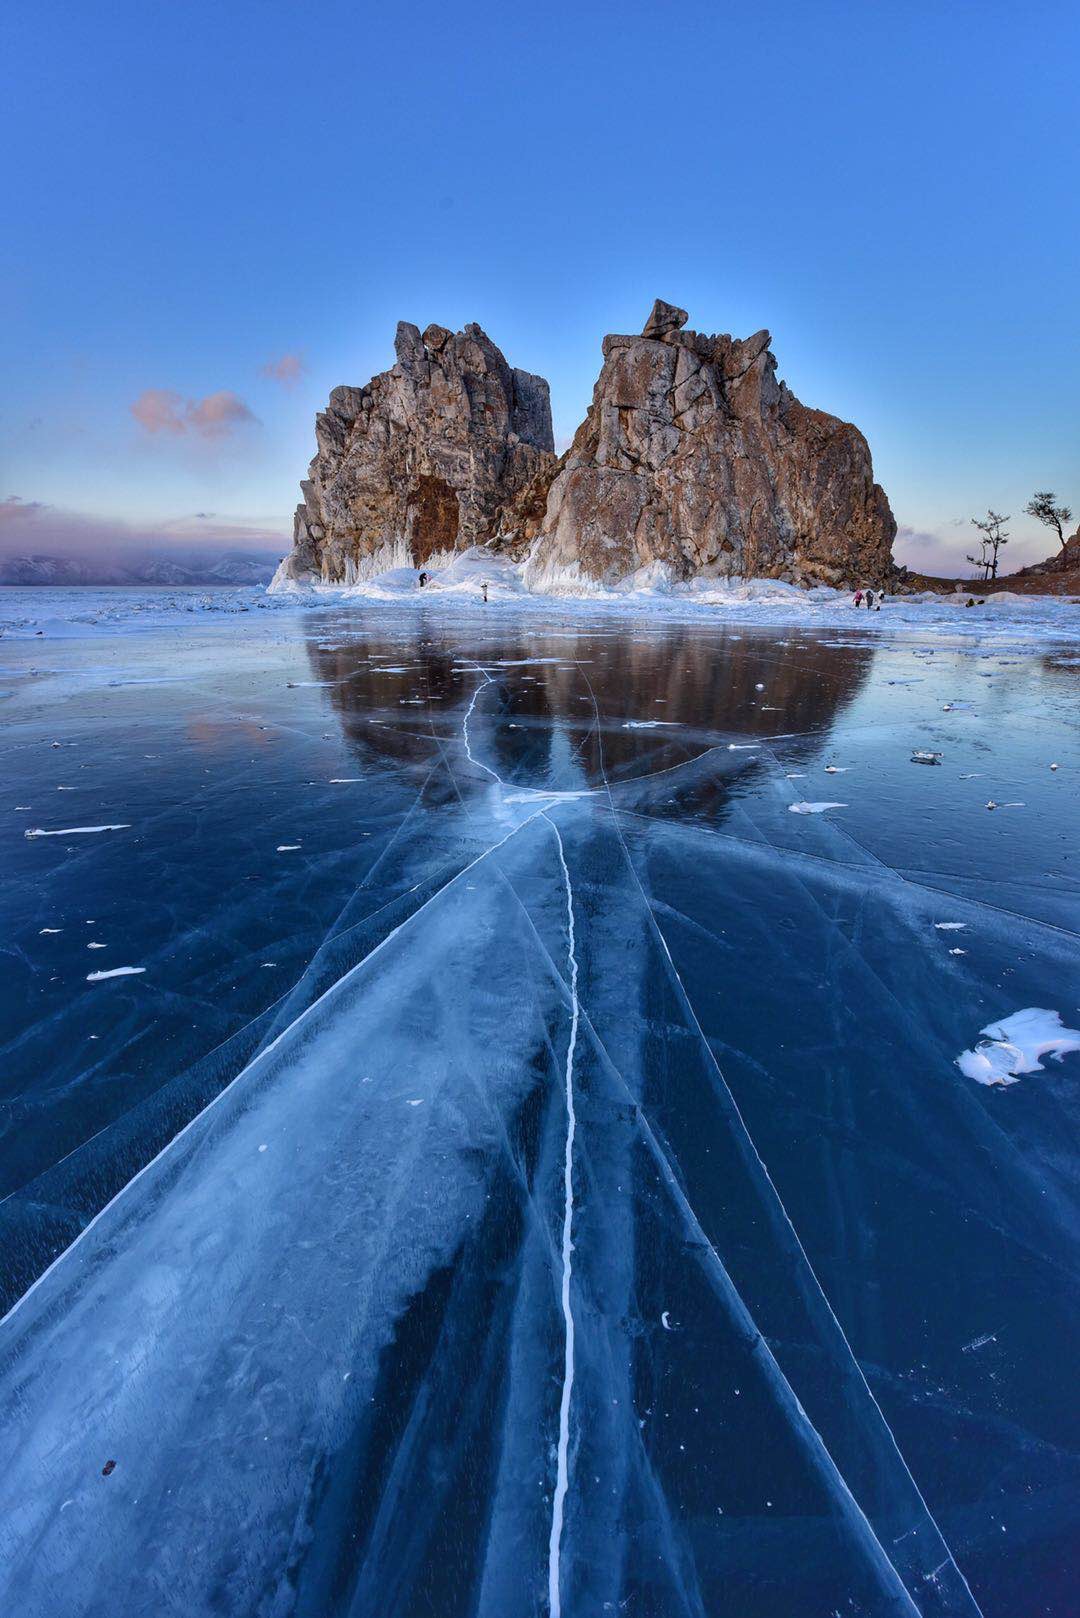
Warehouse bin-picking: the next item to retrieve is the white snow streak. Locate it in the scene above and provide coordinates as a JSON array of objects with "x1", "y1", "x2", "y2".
[
  {"x1": 24, "y1": 824, "x2": 130, "y2": 838},
  {"x1": 545, "y1": 815, "x2": 580, "y2": 1618}
]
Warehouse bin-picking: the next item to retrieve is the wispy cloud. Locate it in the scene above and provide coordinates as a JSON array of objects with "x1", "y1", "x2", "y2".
[
  {"x1": 260, "y1": 352, "x2": 306, "y2": 387},
  {"x1": 130, "y1": 388, "x2": 257, "y2": 439},
  {"x1": 1, "y1": 495, "x2": 285, "y2": 559},
  {"x1": 130, "y1": 389, "x2": 187, "y2": 434},
  {"x1": 894, "y1": 521, "x2": 1046, "y2": 575}
]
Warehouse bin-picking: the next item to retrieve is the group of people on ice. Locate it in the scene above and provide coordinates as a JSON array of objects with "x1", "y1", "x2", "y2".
[
  {"x1": 853, "y1": 588, "x2": 884, "y2": 610},
  {"x1": 417, "y1": 570, "x2": 489, "y2": 602}
]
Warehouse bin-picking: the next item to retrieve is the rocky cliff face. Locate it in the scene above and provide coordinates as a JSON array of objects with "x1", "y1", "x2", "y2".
[
  {"x1": 276, "y1": 301, "x2": 896, "y2": 589},
  {"x1": 275, "y1": 321, "x2": 556, "y2": 584},
  {"x1": 525, "y1": 300, "x2": 895, "y2": 589}
]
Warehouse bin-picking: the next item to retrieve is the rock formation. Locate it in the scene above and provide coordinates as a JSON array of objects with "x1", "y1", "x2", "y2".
[
  {"x1": 524, "y1": 299, "x2": 895, "y2": 589},
  {"x1": 275, "y1": 321, "x2": 556, "y2": 584},
  {"x1": 275, "y1": 300, "x2": 896, "y2": 589}
]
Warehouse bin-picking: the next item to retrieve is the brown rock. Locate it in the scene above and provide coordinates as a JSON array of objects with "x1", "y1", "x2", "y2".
[
  {"x1": 275, "y1": 321, "x2": 556, "y2": 584},
  {"x1": 275, "y1": 302, "x2": 897, "y2": 591},
  {"x1": 525, "y1": 302, "x2": 895, "y2": 588},
  {"x1": 642, "y1": 298, "x2": 689, "y2": 338}
]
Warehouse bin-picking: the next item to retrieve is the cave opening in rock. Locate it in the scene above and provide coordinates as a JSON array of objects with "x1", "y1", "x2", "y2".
[{"x1": 407, "y1": 475, "x2": 460, "y2": 565}]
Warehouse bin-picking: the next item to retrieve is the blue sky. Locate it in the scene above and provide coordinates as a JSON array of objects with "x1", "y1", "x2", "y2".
[{"x1": 2, "y1": 0, "x2": 1077, "y2": 572}]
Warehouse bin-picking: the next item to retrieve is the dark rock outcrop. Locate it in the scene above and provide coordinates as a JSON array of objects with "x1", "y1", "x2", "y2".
[
  {"x1": 275, "y1": 322, "x2": 556, "y2": 584},
  {"x1": 525, "y1": 302, "x2": 895, "y2": 588},
  {"x1": 1016, "y1": 529, "x2": 1080, "y2": 576}
]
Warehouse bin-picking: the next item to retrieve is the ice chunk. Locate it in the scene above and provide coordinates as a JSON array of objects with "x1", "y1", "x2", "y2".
[
  {"x1": 956, "y1": 1009, "x2": 1080, "y2": 1086},
  {"x1": 788, "y1": 801, "x2": 847, "y2": 815}
]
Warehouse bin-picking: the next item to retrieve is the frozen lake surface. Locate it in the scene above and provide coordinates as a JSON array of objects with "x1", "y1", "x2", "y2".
[{"x1": 1, "y1": 589, "x2": 1078, "y2": 1616}]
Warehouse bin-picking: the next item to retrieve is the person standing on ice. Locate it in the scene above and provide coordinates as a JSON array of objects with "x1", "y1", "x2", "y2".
[
  {"x1": 418, "y1": 570, "x2": 429, "y2": 588},
  {"x1": 865, "y1": 588, "x2": 875, "y2": 609},
  {"x1": 854, "y1": 589, "x2": 863, "y2": 607},
  {"x1": 481, "y1": 581, "x2": 489, "y2": 603}
]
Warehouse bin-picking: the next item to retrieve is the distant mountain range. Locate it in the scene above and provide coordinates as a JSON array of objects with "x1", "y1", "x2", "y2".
[{"x1": 0, "y1": 549, "x2": 283, "y2": 587}]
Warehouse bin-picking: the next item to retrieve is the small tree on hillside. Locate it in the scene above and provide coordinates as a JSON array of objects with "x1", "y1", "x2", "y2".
[
  {"x1": 1024, "y1": 492, "x2": 1073, "y2": 567},
  {"x1": 967, "y1": 510, "x2": 1009, "y2": 580},
  {"x1": 966, "y1": 536, "x2": 990, "y2": 580}
]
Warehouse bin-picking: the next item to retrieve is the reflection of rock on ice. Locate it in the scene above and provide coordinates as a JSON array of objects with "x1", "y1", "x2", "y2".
[{"x1": 956, "y1": 1008, "x2": 1080, "y2": 1086}]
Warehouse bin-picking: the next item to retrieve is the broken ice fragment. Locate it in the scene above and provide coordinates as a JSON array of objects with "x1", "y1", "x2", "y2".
[{"x1": 956, "y1": 1008, "x2": 1080, "y2": 1086}]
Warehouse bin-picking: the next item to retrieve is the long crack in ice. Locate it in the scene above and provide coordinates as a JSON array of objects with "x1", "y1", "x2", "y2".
[
  {"x1": 544, "y1": 813, "x2": 580, "y2": 1618},
  {"x1": 572, "y1": 657, "x2": 987, "y2": 1618}
]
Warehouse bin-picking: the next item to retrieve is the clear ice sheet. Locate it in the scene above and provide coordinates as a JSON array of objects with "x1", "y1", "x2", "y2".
[{"x1": 1, "y1": 600, "x2": 1078, "y2": 1617}]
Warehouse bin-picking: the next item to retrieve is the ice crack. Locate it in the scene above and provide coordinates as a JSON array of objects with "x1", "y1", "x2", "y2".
[{"x1": 545, "y1": 814, "x2": 580, "y2": 1618}]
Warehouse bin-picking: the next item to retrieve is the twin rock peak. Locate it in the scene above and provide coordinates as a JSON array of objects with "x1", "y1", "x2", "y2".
[{"x1": 277, "y1": 298, "x2": 895, "y2": 591}]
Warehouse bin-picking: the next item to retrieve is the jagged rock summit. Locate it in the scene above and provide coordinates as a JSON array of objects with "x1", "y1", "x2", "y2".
[
  {"x1": 274, "y1": 302, "x2": 896, "y2": 590},
  {"x1": 274, "y1": 320, "x2": 556, "y2": 585},
  {"x1": 524, "y1": 300, "x2": 895, "y2": 590}
]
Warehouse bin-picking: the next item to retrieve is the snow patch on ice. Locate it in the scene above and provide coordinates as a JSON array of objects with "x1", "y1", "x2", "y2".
[
  {"x1": 788, "y1": 801, "x2": 847, "y2": 815},
  {"x1": 24, "y1": 824, "x2": 130, "y2": 838},
  {"x1": 86, "y1": 966, "x2": 146, "y2": 982},
  {"x1": 956, "y1": 1009, "x2": 1080, "y2": 1087}
]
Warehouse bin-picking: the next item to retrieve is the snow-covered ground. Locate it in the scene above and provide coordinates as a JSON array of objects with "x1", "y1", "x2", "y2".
[{"x1": 2, "y1": 545, "x2": 1079, "y2": 643}]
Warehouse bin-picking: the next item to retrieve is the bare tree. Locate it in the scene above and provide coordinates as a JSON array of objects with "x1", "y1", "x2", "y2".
[
  {"x1": 965, "y1": 539, "x2": 990, "y2": 581},
  {"x1": 1024, "y1": 491, "x2": 1073, "y2": 567},
  {"x1": 968, "y1": 510, "x2": 1009, "y2": 580}
]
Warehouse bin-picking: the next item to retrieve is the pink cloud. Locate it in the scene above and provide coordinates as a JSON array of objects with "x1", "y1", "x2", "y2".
[
  {"x1": 130, "y1": 388, "x2": 258, "y2": 439},
  {"x1": 0, "y1": 496, "x2": 286, "y2": 564},
  {"x1": 186, "y1": 390, "x2": 257, "y2": 438},
  {"x1": 131, "y1": 388, "x2": 187, "y2": 434},
  {"x1": 893, "y1": 522, "x2": 1047, "y2": 575},
  {"x1": 260, "y1": 352, "x2": 306, "y2": 387}
]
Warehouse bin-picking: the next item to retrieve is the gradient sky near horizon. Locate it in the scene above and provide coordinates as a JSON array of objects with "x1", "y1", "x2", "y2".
[{"x1": 3, "y1": 0, "x2": 1078, "y2": 572}]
